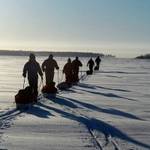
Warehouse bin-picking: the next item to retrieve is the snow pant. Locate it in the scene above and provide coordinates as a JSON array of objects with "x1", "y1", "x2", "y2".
[
  {"x1": 96, "y1": 63, "x2": 100, "y2": 70},
  {"x1": 72, "y1": 70, "x2": 79, "y2": 82},
  {"x1": 28, "y1": 77, "x2": 38, "y2": 101},
  {"x1": 65, "y1": 73, "x2": 73, "y2": 84},
  {"x1": 89, "y1": 66, "x2": 94, "y2": 74},
  {"x1": 45, "y1": 71, "x2": 54, "y2": 85}
]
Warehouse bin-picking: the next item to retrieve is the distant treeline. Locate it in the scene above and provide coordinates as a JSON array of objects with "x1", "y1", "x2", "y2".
[
  {"x1": 0, "y1": 50, "x2": 106, "y2": 57},
  {"x1": 136, "y1": 54, "x2": 150, "y2": 59}
]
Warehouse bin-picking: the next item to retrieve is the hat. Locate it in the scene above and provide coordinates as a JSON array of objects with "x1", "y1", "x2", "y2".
[{"x1": 29, "y1": 53, "x2": 35, "y2": 59}]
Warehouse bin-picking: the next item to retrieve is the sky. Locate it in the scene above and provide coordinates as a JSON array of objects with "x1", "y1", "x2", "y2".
[{"x1": 0, "y1": 0, "x2": 150, "y2": 57}]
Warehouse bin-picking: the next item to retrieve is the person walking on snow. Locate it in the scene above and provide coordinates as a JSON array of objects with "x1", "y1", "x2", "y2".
[
  {"x1": 95, "y1": 56, "x2": 101, "y2": 70},
  {"x1": 23, "y1": 53, "x2": 43, "y2": 98},
  {"x1": 42, "y1": 54, "x2": 59, "y2": 85},
  {"x1": 87, "y1": 58, "x2": 95, "y2": 74},
  {"x1": 72, "y1": 56, "x2": 82, "y2": 82},
  {"x1": 63, "y1": 58, "x2": 73, "y2": 84}
]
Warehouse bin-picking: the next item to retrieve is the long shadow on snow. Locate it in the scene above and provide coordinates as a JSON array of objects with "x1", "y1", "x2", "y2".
[
  {"x1": 96, "y1": 85, "x2": 130, "y2": 92},
  {"x1": 26, "y1": 105, "x2": 53, "y2": 118},
  {"x1": 100, "y1": 71, "x2": 149, "y2": 75},
  {"x1": 96, "y1": 86, "x2": 131, "y2": 92},
  {"x1": 77, "y1": 83, "x2": 130, "y2": 92},
  {"x1": 59, "y1": 96, "x2": 143, "y2": 121},
  {"x1": 0, "y1": 108, "x2": 22, "y2": 129},
  {"x1": 77, "y1": 83, "x2": 96, "y2": 90},
  {"x1": 105, "y1": 75, "x2": 123, "y2": 78},
  {"x1": 0, "y1": 106, "x2": 53, "y2": 120},
  {"x1": 46, "y1": 96, "x2": 78, "y2": 109},
  {"x1": 58, "y1": 88, "x2": 83, "y2": 95},
  {"x1": 0, "y1": 108, "x2": 23, "y2": 121},
  {"x1": 0, "y1": 105, "x2": 53, "y2": 129},
  {"x1": 78, "y1": 88, "x2": 137, "y2": 101},
  {"x1": 38, "y1": 102, "x2": 150, "y2": 149}
]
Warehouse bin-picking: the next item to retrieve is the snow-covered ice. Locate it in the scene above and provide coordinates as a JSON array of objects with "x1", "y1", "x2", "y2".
[{"x1": 0, "y1": 57, "x2": 150, "y2": 150}]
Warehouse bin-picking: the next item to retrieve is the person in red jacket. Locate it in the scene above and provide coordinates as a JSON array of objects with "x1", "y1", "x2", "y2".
[{"x1": 23, "y1": 53, "x2": 43, "y2": 98}]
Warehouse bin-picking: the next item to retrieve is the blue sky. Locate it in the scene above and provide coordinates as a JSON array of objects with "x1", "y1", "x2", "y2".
[{"x1": 0, "y1": 0, "x2": 150, "y2": 57}]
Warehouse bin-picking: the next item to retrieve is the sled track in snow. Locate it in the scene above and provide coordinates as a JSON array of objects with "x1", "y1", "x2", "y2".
[
  {"x1": 0, "y1": 108, "x2": 22, "y2": 146},
  {"x1": 0, "y1": 108, "x2": 22, "y2": 130},
  {"x1": 87, "y1": 127, "x2": 120, "y2": 150},
  {"x1": 105, "y1": 134, "x2": 121, "y2": 150},
  {"x1": 55, "y1": 98, "x2": 121, "y2": 150},
  {"x1": 84, "y1": 116, "x2": 121, "y2": 150},
  {"x1": 88, "y1": 127, "x2": 103, "y2": 150}
]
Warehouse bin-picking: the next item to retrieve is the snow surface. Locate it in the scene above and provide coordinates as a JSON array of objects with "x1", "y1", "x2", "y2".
[{"x1": 0, "y1": 57, "x2": 150, "y2": 150}]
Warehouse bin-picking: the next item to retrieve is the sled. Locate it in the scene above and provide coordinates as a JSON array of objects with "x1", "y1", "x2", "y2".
[
  {"x1": 86, "y1": 70, "x2": 93, "y2": 75},
  {"x1": 57, "y1": 82, "x2": 72, "y2": 90},
  {"x1": 42, "y1": 82, "x2": 57, "y2": 99},
  {"x1": 16, "y1": 103, "x2": 32, "y2": 110},
  {"x1": 15, "y1": 86, "x2": 37, "y2": 110},
  {"x1": 43, "y1": 93, "x2": 56, "y2": 99}
]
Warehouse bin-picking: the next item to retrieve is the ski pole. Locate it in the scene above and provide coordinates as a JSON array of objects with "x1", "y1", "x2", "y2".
[
  {"x1": 41, "y1": 77, "x2": 44, "y2": 87},
  {"x1": 57, "y1": 70, "x2": 60, "y2": 84},
  {"x1": 23, "y1": 77, "x2": 26, "y2": 89},
  {"x1": 81, "y1": 67, "x2": 82, "y2": 78},
  {"x1": 79, "y1": 67, "x2": 83, "y2": 80},
  {"x1": 60, "y1": 73, "x2": 64, "y2": 83},
  {"x1": 38, "y1": 77, "x2": 43, "y2": 94}
]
